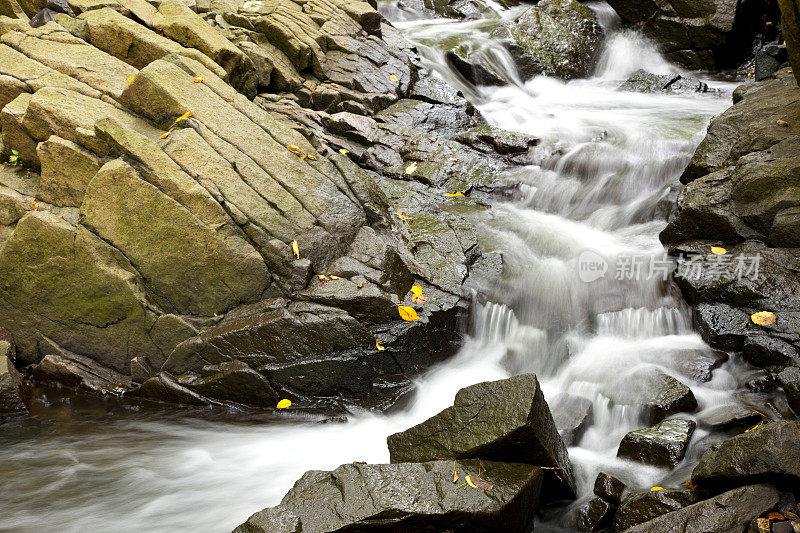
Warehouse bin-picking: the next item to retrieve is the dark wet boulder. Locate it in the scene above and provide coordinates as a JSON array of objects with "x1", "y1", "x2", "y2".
[
  {"x1": 0, "y1": 348, "x2": 25, "y2": 414},
  {"x1": 693, "y1": 303, "x2": 752, "y2": 351},
  {"x1": 491, "y1": 0, "x2": 604, "y2": 80},
  {"x1": 755, "y1": 44, "x2": 790, "y2": 81},
  {"x1": 550, "y1": 392, "x2": 593, "y2": 446},
  {"x1": 671, "y1": 348, "x2": 728, "y2": 382},
  {"x1": 31, "y1": 339, "x2": 130, "y2": 394},
  {"x1": 594, "y1": 472, "x2": 626, "y2": 505},
  {"x1": 614, "y1": 489, "x2": 697, "y2": 532},
  {"x1": 743, "y1": 335, "x2": 800, "y2": 368},
  {"x1": 692, "y1": 421, "x2": 800, "y2": 491},
  {"x1": 234, "y1": 460, "x2": 543, "y2": 533},
  {"x1": 565, "y1": 496, "x2": 614, "y2": 532},
  {"x1": 605, "y1": 0, "x2": 772, "y2": 70},
  {"x1": 618, "y1": 70, "x2": 710, "y2": 94},
  {"x1": 607, "y1": 369, "x2": 697, "y2": 425},
  {"x1": 387, "y1": 374, "x2": 576, "y2": 498},
  {"x1": 778, "y1": 0, "x2": 800, "y2": 86},
  {"x1": 617, "y1": 418, "x2": 696, "y2": 468},
  {"x1": 623, "y1": 484, "x2": 779, "y2": 533},
  {"x1": 701, "y1": 404, "x2": 763, "y2": 431},
  {"x1": 444, "y1": 47, "x2": 505, "y2": 87},
  {"x1": 777, "y1": 366, "x2": 800, "y2": 416}
]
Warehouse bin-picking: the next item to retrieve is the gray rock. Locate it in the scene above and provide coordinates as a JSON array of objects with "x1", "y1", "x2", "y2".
[
  {"x1": 701, "y1": 404, "x2": 762, "y2": 431},
  {"x1": 624, "y1": 484, "x2": 780, "y2": 533},
  {"x1": 692, "y1": 421, "x2": 800, "y2": 491},
  {"x1": 566, "y1": 496, "x2": 614, "y2": 532},
  {"x1": 32, "y1": 339, "x2": 130, "y2": 394},
  {"x1": 618, "y1": 70, "x2": 709, "y2": 94},
  {"x1": 550, "y1": 392, "x2": 593, "y2": 446},
  {"x1": 387, "y1": 374, "x2": 576, "y2": 498},
  {"x1": 593, "y1": 472, "x2": 626, "y2": 505},
  {"x1": 0, "y1": 352, "x2": 25, "y2": 414},
  {"x1": 607, "y1": 369, "x2": 697, "y2": 425},
  {"x1": 777, "y1": 366, "x2": 800, "y2": 416},
  {"x1": 617, "y1": 419, "x2": 696, "y2": 468},
  {"x1": 743, "y1": 335, "x2": 800, "y2": 368},
  {"x1": 755, "y1": 44, "x2": 790, "y2": 81},
  {"x1": 234, "y1": 460, "x2": 544, "y2": 533},
  {"x1": 614, "y1": 489, "x2": 697, "y2": 532}
]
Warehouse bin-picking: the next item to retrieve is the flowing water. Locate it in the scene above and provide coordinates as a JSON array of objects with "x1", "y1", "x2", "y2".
[{"x1": 0, "y1": 3, "x2": 769, "y2": 532}]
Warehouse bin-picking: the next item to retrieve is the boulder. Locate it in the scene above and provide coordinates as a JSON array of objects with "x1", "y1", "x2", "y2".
[
  {"x1": 778, "y1": 0, "x2": 800, "y2": 86},
  {"x1": 614, "y1": 489, "x2": 697, "y2": 532},
  {"x1": 491, "y1": 0, "x2": 604, "y2": 80},
  {"x1": 36, "y1": 136, "x2": 102, "y2": 208},
  {"x1": 701, "y1": 404, "x2": 762, "y2": 431},
  {"x1": 31, "y1": 341, "x2": 131, "y2": 393},
  {"x1": 234, "y1": 460, "x2": 544, "y2": 533},
  {"x1": 549, "y1": 392, "x2": 593, "y2": 446},
  {"x1": 777, "y1": 366, "x2": 800, "y2": 415},
  {"x1": 605, "y1": 0, "x2": 772, "y2": 70},
  {"x1": 618, "y1": 70, "x2": 710, "y2": 94},
  {"x1": 387, "y1": 374, "x2": 576, "y2": 498},
  {"x1": 593, "y1": 472, "x2": 625, "y2": 505},
  {"x1": 566, "y1": 496, "x2": 614, "y2": 532},
  {"x1": 755, "y1": 44, "x2": 790, "y2": 81},
  {"x1": 607, "y1": 369, "x2": 697, "y2": 425},
  {"x1": 692, "y1": 421, "x2": 800, "y2": 491},
  {"x1": 617, "y1": 418, "x2": 696, "y2": 468},
  {"x1": 623, "y1": 484, "x2": 779, "y2": 533},
  {"x1": 0, "y1": 351, "x2": 25, "y2": 414}
]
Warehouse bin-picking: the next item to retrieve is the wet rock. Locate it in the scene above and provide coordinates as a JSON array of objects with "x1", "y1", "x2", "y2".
[
  {"x1": 776, "y1": 366, "x2": 800, "y2": 415},
  {"x1": 550, "y1": 392, "x2": 593, "y2": 446},
  {"x1": 593, "y1": 472, "x2": 626, "y2": 505},
  {"x1": 745, "y1": 370, "x2": 777, "y2": 392},
  {"x1": 491, "y1": 0, "x2": 604, "y2": 80},
  {"x1": 444, "y1": 47, "x2": 505, "y2": 87},
  {"x1": 452, "y1": 124, "x2": 539, "y2": 155},
  {"x1": 32, "y1": 339, "x2": 131, "y2": 393},
  {"x1": 755, "y1": 44, "x2": 790, "y2": 81},
  {"x1": 624, "y1": 484, "x2": 780, "y2": 533},
  {"x1": 618, "y1": 70, "x2": 710, "y2": 94},
  {"x1": 137, "y1": 373, "x2": 208, "y2": 406},
  {"x1": 743, "y1": 335, "x2": 800, "y2": 368},
  {"x1": 234, "y1": 459, "x2": 544, "y2": 533},
  {"x1": 387, "y1": 374, "x2": 576, "y2": 498},
  {"x1": 693, "y1": 303, "x2": 752, "y2": 352},
  {"x1": 672, "y1": 348, "x2": 728, "y2": 382},
  {"x1": 692, "y1": 421, "x2": 800, "y2": 491},
  {"x1": 607, "y1": 369, "x2": 698, "y2": 425},
  {"x1": 614, "y1": 489, "x2": 698, "y2": 532},
  {"x1": 566, "y1": 496, "x2": 614, "y2": 532},
  {"x1": 617, "y1": 418, "x2": 696, "y2": 468},
  {"x1": 605, "y1": 0, "x2": 772, "y2": 70},
  {"x1": 0, "y1": 350, "x2": 25, "y2": 414},
  {"x1": 778, "y1": 0, "x2": 800, "y2": 86},
  {"x1": 701, "y1": 404, "x2": 763, "y2": 431},
  {"x1": 175, "y1": 360, "x2": 278, "y2": 407}
]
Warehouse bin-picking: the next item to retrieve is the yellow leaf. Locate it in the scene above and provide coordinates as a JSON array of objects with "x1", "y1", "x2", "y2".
[
  {"x1": 159, "y1": 132, "x2": 170, "y2": 139},
  {"x1": 404, "y1": 161, "x2": 417, "y2": 175},
  {"x1": 412, "y1": 294, "x2": 428, "y2": 304},
  {"x1": 128, "y1": 75, "x2": 135, "y2": 85},
  {"x1": 777, "y1": 119, "x2": 789, "y2": 127},
  {"x1": 376, "y1": 340, "x2": 385, "y2": 351},
  {"x1": 398, "y1": 305, "x2": 420, "y2": 321},
  {"x1": 446, "y1": 191, "x2": 465, "y2": 197},
  {"x1": 193, "y1": 77, "x2": 204, "y2": 83},
  {"x1": 710, "y1": 246, "x2": 727, "y2": 255},
  {"x1": 394, "y1": 211, "x2": 410, "y2": 221},
  {"x1": 453, "y1": 470, "x2": 459, "y2": 483},
  {"x1": 287, "y1": 144, "x2": 304, "y2": 157},
  {"x1": 173, "y1": 111, "x2": 191, "y2": 125},
  {"x1": 305, "y1": 154, "x2": 317, "y2": 161},
  {"x1": 449, "y1": 157, "x2": 458, "y2": 162},
  {"x1": 329, "y1": 275, "x2": 342, "y2": 280},
  {"x1": 357, "y1": 282, "x2": 364, "y2": 289},
  {"x1": 650, "y1": 487, "x2": 664, "y2": 492},
  {"x1": 389, "y1": 74, "x2": 398, "y2": 82},
  {"x1": 411, "y1": 285, "x2": 423, "y2": 296},
  {"x1": 746, "y1": 424, "x2": 760, "y2": 432},
  {"x1": 465, "y1": 475, "x2": 477, "y2": 488},
  {"x1": 276, "y1": 399, "x2": 292, "y2": 409},
  {"x1": 292, "y1": 239, "x2": 300, "y2": 259},
  {"x1": 318, "y1": 274, "x2": 329, "y2": 283},
  {"x1": 751, "y1": 311, "x2": 776, "y2": 326},
  {"x1": 339, "y1": 148, "x2": 349, "y2": 155}
]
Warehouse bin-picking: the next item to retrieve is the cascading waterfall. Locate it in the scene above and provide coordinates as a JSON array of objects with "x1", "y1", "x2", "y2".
[{"x1": 0, "y1": 2, "x2": 760, "y2": 532}]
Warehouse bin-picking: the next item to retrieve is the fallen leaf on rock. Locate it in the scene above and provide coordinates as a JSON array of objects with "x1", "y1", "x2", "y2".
[
  {"x1": 159, "y1": 132, "x2": 170, "y2": 139},
  {"x1": 389, "y1": 74, "x2": 398, "y2": 82},
  {"x1": 276, "y1": 399, "x2": 292, "y2": 409},
  {"x1": 305, "y1": 154, "x2": 317, "y2": 161},
  {"x1": 339, "y1": 148, "x2": 349, "y2": 155},
  {"x1": 173, "y1": 111, "x2": 191, "y2": 125},
  {"x1": 412, "y1": 294, "x2": 428, "y2": 304},
  {"x1": 410, "y1": 284, "x2": 427, "y2": 303},
  {"x1": 710, "y1": 246, "x2": 727, "y2": 255},
  {"x1": 32, "y1": 200, "x2": 38, "y2": 211},
  {"x1": 394, "y1": 211, "x2": 410, "y2": 221},
  {"x1": 287, "y1": 144, "x2": 304, "y2": 157},
  {"x1": 404, "y1": 162, "x2": 417, "y2": 175},
  {"x1": 465, "y1": 475, "x2": 477, "y2": 488},
  {"x1": 751, "y1": 311, "x2": 776, "y2": 326},
  {"x1": 292, "y1": 240, "x2": 300, "y2": 259},
  {"x1": 411, "y1": 285, "x2": 422, "y2": 296},
  {"x1": 453, "y1": 470, "x2": 459, "y2": 483},
  {"x1": 449, "y1": 157, "x2": 458, "y2": 161},
  {"x1": 446, "y1": 191, "x2": 465, "y2": 197},
  {"x1": 128, "y1": 75, "x2": 135, "y2": 85},
  {"x1": 650, "y1": 487, "x2": 664, "y2": 492},
  {"x1": 766, "y1": 512, "x2": 784, "y2": 521},
  {"x1": 193, "y1": 77, "x2": 204, "y2": 83},
  {"x1": 777, "y1": 119, "x2": 789, "y2": 127},
  {"x1": 756, "y1": 518, "x2": 770, "y2": 532},
  {"x1": 318, "y1": 274, "x2": 329, "y2": 283},
  {"x1": 398, "y1": 305, "x2": 420, "y2": 321},
  {"x1": 329, "y1": 275, "x2": 342, "y2": 280},
  {"x1": 357, "y1": 282, "x2": 364, "y2": 289},
  {"x1": 376, "y1": 340, "x2": 385, "y2": 351},
  {"x1": 472, "y1": 477, "x2": 494, "y2": 490},
  {"x1": 746, "y1": 424, "x2": 760, "y2": 432}
]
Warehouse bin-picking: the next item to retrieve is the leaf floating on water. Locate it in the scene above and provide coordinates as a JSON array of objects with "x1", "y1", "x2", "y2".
[
  {"x1": 193, "y1": 77, "x2": 204, "y2": 83},
  {"x1": 389, "y1": 74, "x2": 398, "y2": 82},
  {"x1": 446, "y1": 191, "x2": 465, "y2": 198},
  {"x1": 777, "y1": 119, "x2": 789, "y2": 127},
  {"x1": 376, "y1": 340, "x2": 385, "y2": 351},
  {"x1": 276, "y1": 399, "x2": 292, "y2": 409},
  {"x1": 339, "y1": 148, "x2": 349, "y2": 155},
  {"x1": 404, "y1": 161, "x2": 417, "y2": 175},
  {"x1": 465, "y1": 475, "x2": 478, "y2": 488},
  {"x1": 292, "y1": 239, "x2": 300, "y2": 259},
  {"x1": 398, "y1": 305, "x2": 420, "y2": 321},
  {"x1": 394, "y1": 211, "x2": 410, "y2": 221},
  {"x1": 710, "y1": 246, "x2": 727, "y2": 255},
  {"x1": 650, "y1": 487, "x2": 664, "y2": 492},
  {"x1": 751, "y1": 311, "x2": 776, "y2": 326}
]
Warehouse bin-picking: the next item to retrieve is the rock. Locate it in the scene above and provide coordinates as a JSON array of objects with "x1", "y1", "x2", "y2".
[
  {"x1": 605, "y1": 0, "x2": 771, "y2": 70},
  {"x1": 30, "y1": 0, "x2": 74, "y2": 28},
  {"x1": 550, "y1": 392, "x2": 593, "y2": 446},
  {"x1": 491, "y1": 0, "x2": 604, "y2": 80},
  {"x1": 755, "y1": 44, "x2": 790, "y2": 81},
  {"x1": 778, "y1": 0, "x2": 800, "y2": 86},
  {"x1": 623, "y1": 484, "x2": 780, "y2": 533},
  {"x1": 618, "y1": 69, "x2": 710, "y2": 94},
  {"x1": 777, "y1": 366, "x2": 800, "y2": 415},
  {"x1": 671, "y1": 348, "x2": 728, "y2": 382},
  {"x1": 387, "y1": 374, "x2": 576, "y2": 498},
  {"x1": 36, "y1": 136, "x2": 102, "y2": 208},
  {"x1": 701, "y1": 404, "x2": 763, "y2": 431},
  {"x1": 0, "y1": 352, "x2": 25, "y2": 414},
  {"x1": 743, "y1": 335, "x2": 800, "y2": 368},
  {"x1": 444, "y1": 47, "x2": 505, "y2": 87},
  {"x1": 593, "y1": 472, "x2": 625, "y2": 504},
  {"x1": 32, "y1": 340, "x2": 131, "y2": 393},
  {"x1": 692, "y1": 421, "x2": 800, "y2": 491},
  {"x1": 234, "y1": 460, "x2": 544, "y2": 533},
  {"x1": 566, "y1": 496, "x2": 614, "y2": 532},
  {"x1": 617, "y1": 418, "x2": 696, "y2": 468},
  {"x1": 614, "y1": 489, "x2": 698, "y2": 532},
  {"x1": 607, "y1": 369, "x2": 698, "y2": 425},
  {"x1": 745, "y1": 370, "x2": 777, "y2": 392}
]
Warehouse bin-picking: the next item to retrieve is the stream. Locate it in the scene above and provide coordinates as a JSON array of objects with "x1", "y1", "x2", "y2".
[{"x1": 0, "y1": 3, "x2": 765, "y2": 532}]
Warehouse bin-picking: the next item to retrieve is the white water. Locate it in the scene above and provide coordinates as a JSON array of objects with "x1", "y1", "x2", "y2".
[{"x1": 0, "y1": 3, "x2": 757, "y2": 532}]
